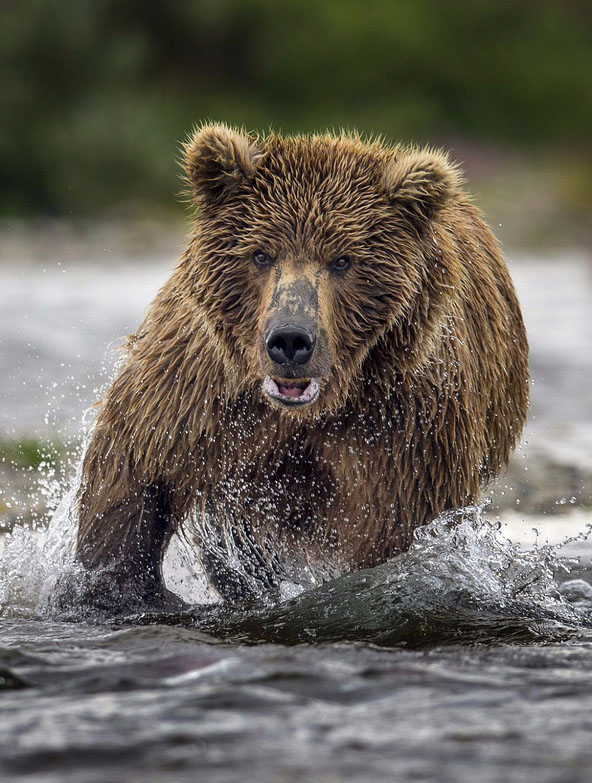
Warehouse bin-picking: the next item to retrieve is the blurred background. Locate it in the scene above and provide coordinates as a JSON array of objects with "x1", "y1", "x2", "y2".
[
  {"x1": 2, "y1": 0, "x2": 591, "y2": 244},
  {"x1": 1, "y1": 0, "x2": 591, "y2": 536}
]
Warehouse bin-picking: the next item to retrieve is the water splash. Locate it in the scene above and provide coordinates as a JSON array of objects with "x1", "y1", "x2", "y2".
[
  {"x1": 2, "y1": 480, "x2": 592, "y2": 648},
  {"x1": 0, "y1": 412, "x2": 95, "y2": 617},
  {"x1": 128, "y1": 503, "x2": 592, "y2": 648},
  {"x1": 0, "y1": 469, "x2": 79, "y2": 618}
]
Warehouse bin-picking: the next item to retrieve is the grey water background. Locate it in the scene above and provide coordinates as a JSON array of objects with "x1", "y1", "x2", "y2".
[{"x1": 1, "y1": 248, "x2": 592, "y2": 782}]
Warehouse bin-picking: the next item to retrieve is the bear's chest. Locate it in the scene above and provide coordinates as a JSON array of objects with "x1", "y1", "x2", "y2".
[{"x1": 206, "y1": 409, "x2": 397, "y2": 532}]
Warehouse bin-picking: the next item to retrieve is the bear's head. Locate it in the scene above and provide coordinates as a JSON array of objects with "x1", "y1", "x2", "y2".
[{"x1": 183, "y1": 124, "x2": 462, "y2": 416}]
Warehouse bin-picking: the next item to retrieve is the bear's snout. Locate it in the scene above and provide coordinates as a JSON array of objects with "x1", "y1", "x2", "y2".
[
  {"x1": 259, "y1": 274, "x2": 330, "y2": 409},
  {"x1": 265, "y1": 324, "x2": 316, "y2": 366}
]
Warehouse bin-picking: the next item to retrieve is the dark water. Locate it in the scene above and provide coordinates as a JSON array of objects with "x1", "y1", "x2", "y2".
[
  {"x1": 3, "y1": 620, "x2": 592, "y2": 783},
  {"x1": 3, "y1": 507, "x2": 592, "y2": 783}
]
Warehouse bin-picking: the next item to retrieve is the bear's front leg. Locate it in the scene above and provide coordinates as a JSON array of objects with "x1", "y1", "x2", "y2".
[
  {"x1": 196, "y1": 503, "x2": 281, "y2": 603},
  {"x1": 72, "y1": 482, "x2": 184, "y2": 614},
  {"x1": 50, "y1": 491, "x2": 184, "y2": 618}
]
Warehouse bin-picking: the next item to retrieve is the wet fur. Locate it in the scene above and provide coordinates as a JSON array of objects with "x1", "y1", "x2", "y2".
[{"x1": 76, "y1": 125, "x2": 529, "y2": 607}]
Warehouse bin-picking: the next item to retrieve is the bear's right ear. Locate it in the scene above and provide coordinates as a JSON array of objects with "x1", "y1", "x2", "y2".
[{"x1": 183, "y1": 124, "x2": 264, "y2": 204}]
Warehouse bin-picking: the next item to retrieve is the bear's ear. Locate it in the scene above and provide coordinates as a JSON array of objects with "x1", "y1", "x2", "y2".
[
  {"x1": 382, "y1": 148, "x2": 461, "y2": 225},
  {"x1": 183, "y1": 124, "x2": 264, "y2": 204}
]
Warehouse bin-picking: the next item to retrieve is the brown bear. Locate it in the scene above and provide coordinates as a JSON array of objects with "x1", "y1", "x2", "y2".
[{"x1": 74, "y1": 124, "x2": 529, "y2": 611}]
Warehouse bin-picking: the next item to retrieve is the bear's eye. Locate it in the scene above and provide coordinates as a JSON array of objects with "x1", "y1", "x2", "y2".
[
  {"x1": 253, "y1": 250, "x2": 273, "y2": 269},
  {"x1": 330, "y1": 256, "x2": 351, "y2": 273}
]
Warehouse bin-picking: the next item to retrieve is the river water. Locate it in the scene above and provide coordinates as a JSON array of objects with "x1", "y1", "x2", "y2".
[{"x1": 1, "y1": 247, "x2": 591, "y2": 782}]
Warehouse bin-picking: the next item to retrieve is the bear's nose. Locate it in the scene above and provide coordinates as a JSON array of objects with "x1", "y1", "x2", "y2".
[{"x1": 266, "y1": 325, "x2": 316, "y2": 365}]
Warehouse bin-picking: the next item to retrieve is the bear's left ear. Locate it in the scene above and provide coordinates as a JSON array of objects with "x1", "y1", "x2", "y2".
[
  {"x1": 183, "y1": 123, "x2": 264, "y2": 204},
  {"x1": 382, "y1": 148, "x2": 461, "y2": 225}
]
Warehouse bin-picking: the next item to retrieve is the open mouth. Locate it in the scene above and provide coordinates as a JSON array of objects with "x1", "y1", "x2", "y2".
[{"x1": 263, "y1": 376, "x2": 320, "y2": 406}]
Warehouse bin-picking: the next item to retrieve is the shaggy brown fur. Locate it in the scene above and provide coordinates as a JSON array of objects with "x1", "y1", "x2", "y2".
[{"x1": 75, "y1": 124, "x2": 529, "y2": 609}]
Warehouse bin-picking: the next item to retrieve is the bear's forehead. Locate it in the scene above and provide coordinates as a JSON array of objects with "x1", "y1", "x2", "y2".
[
  {"x1": 242, "y1": 137, "x2": 390, "y2": 245},
  {"x1": 260, "y1": 136, "x2": 383, "y2": 192}
]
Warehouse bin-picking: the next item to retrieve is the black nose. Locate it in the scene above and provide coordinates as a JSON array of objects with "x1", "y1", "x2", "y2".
[{"x1": 266, "y1": 325, "x2": 316, "y2": 365}]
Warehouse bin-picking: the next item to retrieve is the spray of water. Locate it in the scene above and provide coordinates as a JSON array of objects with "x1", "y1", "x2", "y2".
[
  {"x1": 0, "y1": 456, "x2": 80, "y2": 617},
  {"x1": 2, "y1": 455, "x2": 592, "y2": 649},
  {"x1": 132, "y1": 502, "x2": 591, "y2": 648}
]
